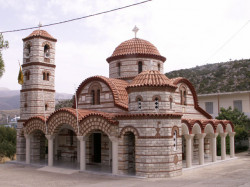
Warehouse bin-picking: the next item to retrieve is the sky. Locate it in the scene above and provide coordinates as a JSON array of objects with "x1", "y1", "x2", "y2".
[{"x1": 0, "y1": 0, "x2": 250, "y2": 94}]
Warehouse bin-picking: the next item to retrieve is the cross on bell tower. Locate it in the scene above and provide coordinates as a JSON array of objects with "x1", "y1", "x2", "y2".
[{"x1": 132, "y1": 26, "x2": 139, "y2": 38}]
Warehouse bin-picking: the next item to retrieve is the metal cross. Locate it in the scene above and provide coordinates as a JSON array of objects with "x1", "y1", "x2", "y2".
[
  {"x1": 132, "y1": 25, "x2": 139, "y2": 38},
  {"x1": 38, "y1": 22, "x2": 42, "y2": 30}
]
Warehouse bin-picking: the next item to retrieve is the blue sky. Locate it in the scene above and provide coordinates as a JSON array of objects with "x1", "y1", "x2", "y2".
[{"x1": 1, "y1": 0, "x2": 250, "y2": 94}]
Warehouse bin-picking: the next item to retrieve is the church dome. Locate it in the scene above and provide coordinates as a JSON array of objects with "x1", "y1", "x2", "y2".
[
  {"x1": 23, "y1": 29, "x2": 57, "y2": 42},
  {"x1": 106, "y1": 38, "x2": 166, "y2": 63},
  {"x1": 127, "y1": 70, "x2": 176, "y2": 89}
]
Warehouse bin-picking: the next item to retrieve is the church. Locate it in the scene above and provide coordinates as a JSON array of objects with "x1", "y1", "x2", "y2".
[{"x1": 17, "y1": 28, "x2": 235, "y2": 178}]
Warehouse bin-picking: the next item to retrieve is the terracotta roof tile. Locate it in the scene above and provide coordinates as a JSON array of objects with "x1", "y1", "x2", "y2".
[
  {"x1": 48, "y1": 108, "x2": 118, "y2": 125},
  {"x1": 23, "y1": 29, "x2": 57, "y2": 41},
  {"x1": 115, "y1": 113, "x2": 182, "y2": 119},
  {"x1": 75, "y1": 76, "x2": 128, "y2": 110},
  {"x1": 23, "y1": 116, "x2": 46, "y2": 127},
  {"x1": 106, "y1": 38, "x2": 166, "y2": 62},
  {"x1": 182, "y1": 118, "x2": 234, "y2": 132},
  {"x1": 127, "y1": 70, "x2": 177, "y2": 89}
]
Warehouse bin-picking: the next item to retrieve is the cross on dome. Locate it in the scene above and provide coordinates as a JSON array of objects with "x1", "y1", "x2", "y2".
[
  {"x1": 38, "y1": 22, "x2": 42, "y2": 30},
  {"x1": 132, "y1": 25, "x2": 139, "y2": 38}
]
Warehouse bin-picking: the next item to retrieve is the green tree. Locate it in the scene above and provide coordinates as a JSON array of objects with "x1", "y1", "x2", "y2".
[
  {"x1": 0, "y1": 126, "x2": 16, "y2": 161},
  {"x1": 55, "y1": 98, "x2": 74, "y2": 110},
  {"x1": 216, "y1": 107, "x2": 250, "y2": 152},
  {"x1": 0, "y1": 33, "x2": 9, "y2": 78},
  {"x1": 216, "y1": 107, "x2": 250, "y2": 129}
]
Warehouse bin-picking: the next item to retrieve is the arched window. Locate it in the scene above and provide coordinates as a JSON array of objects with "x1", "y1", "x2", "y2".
[
  {"x1": 158, "y1": 63, "x2": 161, "y2": 71},
  {"x1": 43, "y1": 72, "x2": 50, "y2": 81},
  {"x1": 45, "y1": 104, "x2": 48, "y2": 111},
  {"x1": 169, "y1": 96, "x2": 173, "y2": 109},
  {"x1": 89, "y1": 83, "x2": 101, "y2": 105},
  {"x1": 43, "y1": 72, "x2": 46, "y2": 80},
  {"x1": 91, "y1": 90, "x2": 95, "y2": 105},
  {"x1": 25, "y1": 71, "x2": 30, "y2": 80},
  {"x1": 155, "y1": 97, "x2": 159, "y2": 109},
  {"x1": 44, "y1": 44, "x2": 50, "y2": 58},
  {"x1": 24, "y1": 103, "x2": 28, "y2": 111},
  {"x1": 25, "y1": 43, "x2": 31, "y2": 57},
  {"x1": 97, "y1": 89, "x2": 100, "y2": 105},
  {"x1": 117, "y1": 62, "x2": 121, "y2": 76},
  {"x1": 137, "y1": 98, "x2": 142, "y2": 110},
  {"x1": 173, "y1": 130, "x2": 177, "y2": 151},
  {"x1": 138, "y1": 61, "x2": 143, "y2": 74},
  {"x1": 180, "y1": 85, "x2": 187, "y2": 105}
]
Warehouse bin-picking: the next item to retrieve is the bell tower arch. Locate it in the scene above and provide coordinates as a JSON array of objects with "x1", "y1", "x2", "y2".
[{"x1": 16, "y1": 29, "x2": 57, "y2": 161}]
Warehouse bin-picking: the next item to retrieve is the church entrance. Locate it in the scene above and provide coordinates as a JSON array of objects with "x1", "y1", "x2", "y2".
[
  {"x1": 86, "y1": 130, "x2": 112, "y2": 173},
  {"x1": 124, "y1": 132, "x2": 136, "y2": 175},
  {"x1": 53, "y1": 126, "x2": 79, "y2": 170},
  {"x1": 30, "y1": 130, "x2": 47, "y2": 165},
  {"x1": 93, "y1": 133, "x2": 101, "y2": 163}
]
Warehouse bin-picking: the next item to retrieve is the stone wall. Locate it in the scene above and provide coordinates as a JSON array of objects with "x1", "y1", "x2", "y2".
[
  {"x1": 78, "y1": 81, "x2": 125, "y2": 113},
  {"x1": 173, "y1": 83, "x2": 207, "y2": 119},
  {"x1": 109, "y1": 58, "x2": 164, "y2": 81},
  {"x1": 85, "y1": 132, "x2": 111, "y2": 166},
  {"x1": 17, "y1": 35, "x2": 56, "y2": 162},
  {"x1": 128, "y1": 89, "x2": 174, "y2": 114},
  {"x1": 118, "y1": 118, "x2": 182, "y2": 178},
  {"x1": 23, "y1": 38, "x2": 56, "y2": 65}
]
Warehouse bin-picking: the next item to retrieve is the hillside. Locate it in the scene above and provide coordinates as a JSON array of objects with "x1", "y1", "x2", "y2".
[
  {"x1": 165, "y1": 59, "x2": 250, "y2": 94},
  {"x1": 0, "y1": 88, "x2": 73, "y2": 110}
]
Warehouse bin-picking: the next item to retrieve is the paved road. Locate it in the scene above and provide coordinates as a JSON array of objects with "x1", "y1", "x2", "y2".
[{"x1": 0, "y1": 152, "x2": 249, "y2": 187}]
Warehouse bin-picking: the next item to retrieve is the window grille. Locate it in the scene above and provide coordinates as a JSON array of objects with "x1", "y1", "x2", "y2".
[
  {"x1": 205, "y1": 102, "x2": 213, "y2": 114},
  {"x1": 233, "y1": 100, "x2": 242, "y2": 112}
]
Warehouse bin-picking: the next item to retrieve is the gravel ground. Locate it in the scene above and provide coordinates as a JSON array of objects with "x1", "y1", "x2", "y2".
[{"x1": 0, "y1": 152, "x2": 249, "y2": 187}]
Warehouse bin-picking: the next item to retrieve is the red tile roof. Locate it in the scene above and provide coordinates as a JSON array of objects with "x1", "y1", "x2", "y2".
[
  {"x1": 48, "y1": 107, "x2": 118, "y2": 125},
  {"x1": 181, "y1": 118, "x2": 234, "y2": 133},
  {"x1": 74, "y1": 76, "x2": 129, "y2": 110},
  {"x1": 106, "y1": 38, "x2": 166, "y2": 62},
  {"x1": 23, "y1": 115, "x2": 46, "y2": 127},
  {"x1": 171, "y1": 77, "x2": 212, "y2": 119},
  {"x1": 115, "y1": 113, "x2": 182, "y2": 119},
  {"x1": 23, "y1": 29, "x2": 57, "y2": 42},
  {"x1": 127, "y1": 70, "x2": 177, "y2": 89}
]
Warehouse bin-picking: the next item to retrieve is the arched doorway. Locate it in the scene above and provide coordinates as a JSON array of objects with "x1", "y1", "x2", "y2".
[
  {"x1": 30, "y1": 130, "x2": 47, "y2": 164},
  {"x1": 53, "y1": 124, "x2": 79, "y2": 169},
  {"x1": 23, "y1": 116, "x2": 47, "y2": 165},
  {"x1": 85, "y1": 130, "x2": 112, "y2": 173},
  {"x1": 123, "y1": 132, "x2": 135, "y2": 175}
]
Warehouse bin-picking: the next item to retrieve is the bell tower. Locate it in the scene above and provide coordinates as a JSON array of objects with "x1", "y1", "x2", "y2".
[{"x1": 16, "y1": 29, "x2": 57, "y2": 161}]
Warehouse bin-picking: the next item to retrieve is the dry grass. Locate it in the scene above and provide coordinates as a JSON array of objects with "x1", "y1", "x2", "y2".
[{"x1": 0, "y1": 155, "x2": 16, "y2": 164}]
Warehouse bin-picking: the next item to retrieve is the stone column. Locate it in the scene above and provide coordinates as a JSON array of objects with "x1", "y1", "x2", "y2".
[
  {"x1": 197, "y1": 133, "x2": 206, "y2": 165},
  {"x1": 248, "y1": 137, "x2": 250, "y2": 155},
  {"x1": 229, "y1": 132, "x2": 236, "y2": 158},
  {"x1": 77, "y1": 140, "x2": 80, "y2": 163},
  {"x1": 110, "y1": 136, "x2": 118, "y2": 175},
  {"x1": 211, "y1": 133, "x2": 218, "y2": 162},
  {"x1": 77, "y1": 136, "x2": 86, "y2": 171},
  {"x1": 25, "y1": 134, "x2": 31, "y2": 164},
  {"x1": 45, "y1": 135, "x2": 55, "y2": 167},
  {"x1": 54, "y1": 136, "x2": 58, "y2": 158},
  {"x1": 184, "y1": 134, "x2": 194, "y2": 168},
  {"x1": 220, "y1": 133, "x2": 228, "y2": 160}
]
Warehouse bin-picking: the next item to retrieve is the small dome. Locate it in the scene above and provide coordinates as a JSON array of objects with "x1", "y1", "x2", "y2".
[
  {"x1": 107, "y1": 38, "x2": 166, "y2": 62},
  {"x1": 23, "y1": 29, "x2": 57, "y2": 42},
  {"x1": 127, "y1": 70, "x2": 177, "y2": 89}
]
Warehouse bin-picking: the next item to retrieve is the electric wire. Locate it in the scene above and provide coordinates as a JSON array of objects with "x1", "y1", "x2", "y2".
[
  {"x1": 0, "y1": 0, "x2": 152, "y2": 33},
  {"x1": 205, "y1": 20, "x2": 250, "y2": 63}
]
